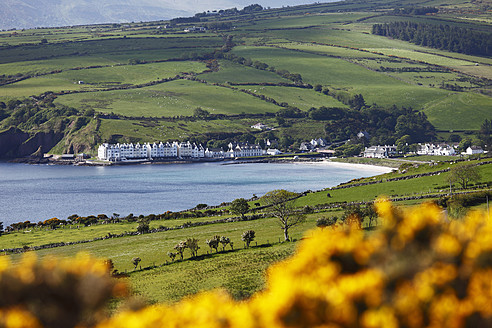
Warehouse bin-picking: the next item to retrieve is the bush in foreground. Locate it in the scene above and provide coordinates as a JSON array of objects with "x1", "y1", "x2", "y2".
[{"x1": 2, "y1": 199, "x2": 492, "y2": 327}]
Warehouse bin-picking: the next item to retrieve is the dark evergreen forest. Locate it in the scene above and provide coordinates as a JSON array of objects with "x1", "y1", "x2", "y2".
[{"x1": 372, "y1": 21, "x2": 492, "y2": 57}]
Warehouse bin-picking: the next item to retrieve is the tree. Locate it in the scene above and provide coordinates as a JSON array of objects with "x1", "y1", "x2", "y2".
[
  {"x1": 242, "y1": 230, "x2": 255, "y2": 248},
  {"x1": 193, "y1": 107, "x2": 210, "y2": 119},
  {"x1": 167, "y1": 252, "x2": 177, "y2": 262},
  {"x1": 0, "y1": 222, "x2": 3, "y2": 236},
  {"x1": 262, "y1": 189, "x2": 306, "y2": 241},
  {"x1": 341, "y1": 204, "x2": 364, "y2": 229},
  {"x1": 230, "y1": 198, "x2": 250, "y2": 219},
  {"x1": 137, "y1": 219, "x2": 150, "y2": 233},
  {"x1": 206, "y1": 235, "x2": 220, "y2": 253},
  {"x1": 131, "y1": 257, "x2": 141, "y2": 269},
  {"x1": 363, "y1": 203, "x2": 378, "y2": 228},
  {"x1": 479, "y1": 119, "x2": 492, "y2": 151},
  {"x1": 448, "y1": 163, "x2": 481, "y2": 189},
  {"x1": 396, "y1": 135, "x2": 412, "y2": 154},
  {"x1": 458, "y1": 138, "x2": 472, "y2": 153},
  {"x1": 186, "y1": 238, "x2": 200, "y2": 258},
  {"x1": 316, "y1": 217, "x2": 337, "y2": 229},
  {"x1": 219, "y1": 236, "x2": 231, "y2": 251},
  {"x1": 174, "y1": 241, "x2": 187, "y2": 260},
  {"x1": 104, "y1": 259, "x2": 116, "y2": 275}
]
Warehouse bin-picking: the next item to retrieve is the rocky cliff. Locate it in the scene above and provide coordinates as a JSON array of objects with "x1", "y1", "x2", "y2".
[{"x1": 0, "y1": 127, "x2": 64, "y2": 159}]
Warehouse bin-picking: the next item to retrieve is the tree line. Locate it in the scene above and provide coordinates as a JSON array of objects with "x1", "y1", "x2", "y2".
[{"x1": 372, "y1": 21, "x2": 492, "y2": 57}]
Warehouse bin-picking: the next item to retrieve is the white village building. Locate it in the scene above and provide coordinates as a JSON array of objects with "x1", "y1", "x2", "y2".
[
  {"x1": 226, "y1": 142, "x2": 265, "y2": 158},
  {"x1": 417, "y1": 143, "x2": 456, "y2": 156},
  {"x1": 98, "y1": 141, "x2": 263, "y2": 161},
  {"x1": 466, "y1": 146, "x2": 484, "y2": 155},
  {"x1": 363, "y1": 145, "x2": 397, "y2": 158}
]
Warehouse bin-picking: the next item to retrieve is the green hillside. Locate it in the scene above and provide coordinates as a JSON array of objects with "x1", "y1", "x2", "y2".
[{"x1": 0, "y1": 0, "x2": 490, "y2": 157}]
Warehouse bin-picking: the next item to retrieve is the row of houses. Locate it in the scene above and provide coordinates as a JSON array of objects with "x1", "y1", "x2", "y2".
[
  {"x1": 417, "y1": 143, "x2": 485, "y2": 156},
  {"x1": 363, "y1": 143, "x2": 485, "y2": 159},
  {"x1": 98, "y1": 141, "x2": 266, "y2": 161}
]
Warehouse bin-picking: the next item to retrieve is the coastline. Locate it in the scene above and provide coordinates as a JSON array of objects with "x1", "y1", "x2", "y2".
[
  {"x1": 0, "y1": 157, "x2": 392, "y2": 227},
  {"x1": 6, "y1": 154, "x2": 394, "y2": 174}
]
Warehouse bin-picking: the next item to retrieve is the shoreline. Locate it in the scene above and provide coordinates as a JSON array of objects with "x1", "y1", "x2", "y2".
[
  {"x1": 5, "y1": 155, "x2": 395, "y2": 173},
  {"x1": 0, "y1": 157, "x2": 392, "y2": 227}
]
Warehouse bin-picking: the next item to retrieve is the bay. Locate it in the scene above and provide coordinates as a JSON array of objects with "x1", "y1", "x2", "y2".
[{"x1": 0, "y1": 161, "x2": 390, "y2": 227}]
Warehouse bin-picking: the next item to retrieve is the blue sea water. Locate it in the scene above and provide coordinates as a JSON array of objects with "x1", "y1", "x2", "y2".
[{"x1": 0, "y1": 161, "x2": 390, "y2": 226}]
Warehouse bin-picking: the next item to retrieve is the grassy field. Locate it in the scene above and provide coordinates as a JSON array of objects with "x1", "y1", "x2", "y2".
[
  {"x1": 55, "y1": 79, "x2": 281, "y2": 117},
  {"x1": 423, "y1": 92, "x2": 492, "y2": 130},
  {"x1": 296, "y1": 160, "x2": 492, "y2": 207},
  {"x1": 98, "y1": 118, "x2": 253, "y2": 143},
  {"x1": 0, "y1": 56, "x2": 117, "y2": 76},
  {"x1": 233, "y1": 46, "x2": 452, "y2": 110},
  {"x1": 130, "y1": 242, "x2": 296, "y2": 303},
  {"x1": 0, "y1": 36, "x2": 222, "y2": 64},
  {"x1": 199, "y1": 61, "x2": 289, "y2": 84},
  {"x1": 280, "y1": 42, "x2": 386, "y2": 59},
  {"x1": 247, "y1": 85, "x2": 347, "y2": 110},
  {"x1": 0, "y1": 61, "x2": 207, "y2": 100}
]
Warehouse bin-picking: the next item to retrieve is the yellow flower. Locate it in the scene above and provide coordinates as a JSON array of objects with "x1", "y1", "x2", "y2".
[{"x1": 0, "y1": 307, "x2": 42, "y2": 328}]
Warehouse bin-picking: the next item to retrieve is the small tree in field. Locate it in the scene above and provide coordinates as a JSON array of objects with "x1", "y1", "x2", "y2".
[
  {"x1": 316, "y1": 217, "x2": 338, "y2": 229},
  {"x1": 174, "y1": 241, "x2": 187, "y2": 260},
  {"x1": 242, "y1": 230, "x2": 255, "y2": 248},
  {"x1": 230, "y1": 198, "x2": 250, "y2": 219},
  {"x1": 131, "y1": 257, "x2": 141, "y2": 270},
  {"x1": 167, "y1": 251, "x2": 177, "y2": 262},
  {"x1": 186, "y1": 238, "x2": 200, "y2": 258},
  {"x1": 137, "y1": 219, "x2": 150, "y2": 233},
  {"x1": 219, "y1": 236, "x2": 231, "y2": 251},
  {"x1": 206, "y1": 235, "x2": 220, "y2": 253},
  {"x1": 263, "y1": 189, "x2": 306, "y2": 241},
  {"x1": 448, "y1": 162, "x2": 481, "y2": 189}
]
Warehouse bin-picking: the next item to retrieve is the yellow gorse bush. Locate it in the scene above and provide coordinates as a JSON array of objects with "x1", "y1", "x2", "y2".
[
  {"x1": 1, "y1": 199, "x2": 492, "y2": 328},
  {"x1": 0, "y1": 252, "x2": 126, "y2": 328}
]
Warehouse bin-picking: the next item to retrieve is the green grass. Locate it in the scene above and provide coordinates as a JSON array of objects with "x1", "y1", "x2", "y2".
[
  {"x1": 50, "y1": 61, "x2": 206, "y2": 86},
  {"x1": 280, "y1": 42, "x2": 385, "y2": 58},
  {"x1": 247, "y1": 85, "x2": 347, "y2": 110},
  {"x1": 55, "y1": 80, "x2": 281, "y2": 117},
  {"x1": 0, "y1": 62, "x2": 207, "y2": 99},
  {"x1": 98, "y1": 118, "x2": 252, "y2": 142},
  {"x1": 199, "y1": 61, "x2": 289, "y2": 84},
  {"x1": 296, "y1": 161, "x2": 492, "y2": 207},
  {"x1": 233, "y1": 46, "x2": 451, "y2": 108},
  {"x1": 7, "y1": 214, "x2": 315, "y2": 272},
  {"x1": 366, "y1": 48, "x2": 492, "y2": 79},
  {"x1": 0, "y1": 37, "x2": 222, "y2": 64},
  {"x1": 423, "y1": 92, "x2": 492, "y2": 130},
  {"x1": 130, "y1": 243, "x2": 296, "y2": 303},
  {"x1": 0, "y1": 56, "x2": 117, "y2": 76},
  {"x1": 0, "y1": 216, "x2": 231, "y2": 250},
  {"x1": 245, "y1": 12, "x2": 374, "y2": 30}
]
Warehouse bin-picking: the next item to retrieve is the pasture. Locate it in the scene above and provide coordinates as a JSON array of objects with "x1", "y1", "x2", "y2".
[
  {"x1": 55, "y1": 79, "x2": 281, "y2": 117},
  {"x1": 199, "y1": 61, "x2": 289, "y2": 84},
  {"x1": 0, "y1": 61, "x2": 207, "y2": 99},
  {"x1": 98, "y1": 118, "x2": 252, "y2": 142},
  {"x1": 246, "y1": 85, "x2": 347, "y2": 110}
]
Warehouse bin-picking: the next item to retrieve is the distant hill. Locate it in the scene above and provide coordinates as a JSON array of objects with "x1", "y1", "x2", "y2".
[{"x1": 0, "y1": 0, "x2": 327, "y2": 30}]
